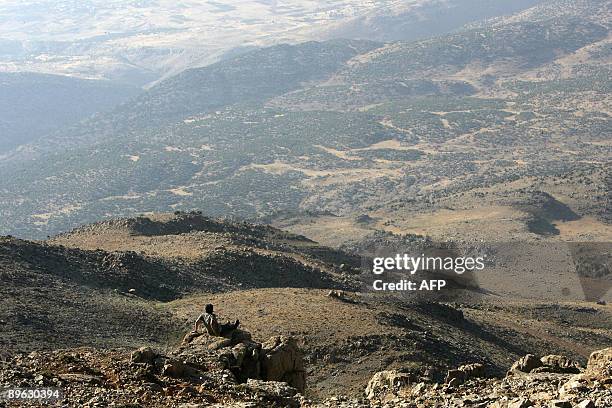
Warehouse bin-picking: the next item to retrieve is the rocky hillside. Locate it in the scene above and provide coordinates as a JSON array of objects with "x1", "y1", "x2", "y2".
[
  {"x1": 0, "y1": 212, "x2": 358, "y2": 355},
  {"x1": 354, "y1": 347, "x2": 612, "y2": 408},
  {"x1": 1, "y1": 212, "x2": 611, "y2": 403},
  {"x1": 0, "y1": 328, "x2": 309, "y2": 407},
  {"x1": 1, "y1": 326, "x2": 610, "y2": 407},
  {"x1": 318, "y1": 0, "x2": 545, "y2": 42},
  {"x1": 168, "y1": 288, "x2": 612, "y2": 400}
]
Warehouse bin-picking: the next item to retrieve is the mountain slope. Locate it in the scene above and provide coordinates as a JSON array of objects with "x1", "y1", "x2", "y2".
[
  {"x1": 118, "y1": 39, "x2": 382, "y2": 129},
  {"x1": 0, "y1": 0, "x2": 553, "y2": 84},
  {"x1": 0, "y1": 212, "x2": 358, "y2": 354},
  {"x1": 0, "y1": 0, "x2": 406, "y2": 84},
  {"x1": 345, "y1": 18, "x2": 608, "y2": 80},
  {"x1": 0, "y1": 2, "x2": 609, "y2": 242},
  {"x1": 319, "y1": 0, "x2": 546, "y2": 42},
  {"x1": 4, "y1": 39, "x2": 381, "y2": 154},
  {"x1": 1, "y1": 213, "x2": 610, "y2": 400},
  {"x1": 0, "y1": 72, "x2": 138, "y2": 152}
]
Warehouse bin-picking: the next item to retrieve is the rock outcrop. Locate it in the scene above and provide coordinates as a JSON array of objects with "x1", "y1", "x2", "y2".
[
  {"x1": 261, "y1": 336, "x2": 307, "y2": 393},
  {"x1": 509, "y1": 353, "x2": 582, "y2": 375},
  {"x1": 559, "y1": 348, "x2": 612, "y2": 400},
  {"x1": 444, "y1": 362, "x2": 486, "y2": 387},
  {"x1": 356, "y1": 349, "x2": 611, "y2": 408},
  {"x1": 1, "y1": 330, "x2": 610, "y2": 408},
  {"x1": 537, "y1": 355, "x2": 582, "y2": 374},
  {"x1": 508, "y1": 353, "x2": 542, "y2": 373},
  {"x1": 0, "y1": 329, "x2": 307, "y2": 407},
  {"x1": 365, "y1": 370, "x2": 414, "y2": 400},
  {"x1": 584, "y1": 348, "x2": 612, "y2": 379},
  {"x1": 178, "y1": 329, "x2": 306, "y2": 393}
]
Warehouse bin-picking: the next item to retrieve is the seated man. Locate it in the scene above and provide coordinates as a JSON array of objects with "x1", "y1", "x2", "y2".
[{"x1": 194, "y1": 304, "x2": 240, "y2": 337}]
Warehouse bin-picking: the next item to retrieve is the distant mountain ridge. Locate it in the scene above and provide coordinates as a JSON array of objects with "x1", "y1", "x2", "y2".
[{"x1": 317, "y1": 0, "x2": 546, "y2": 42}]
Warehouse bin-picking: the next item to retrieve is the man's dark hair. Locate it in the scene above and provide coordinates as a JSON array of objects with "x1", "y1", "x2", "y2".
[{"x1": 205, "y1": 304, "x2": 214, "y2": 314}]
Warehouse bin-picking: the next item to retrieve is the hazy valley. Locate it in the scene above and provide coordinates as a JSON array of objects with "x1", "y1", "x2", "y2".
[
  {"x1": 0, "y1": 1, "x2": 610, "y2": 406},
  {"x1": 0, "y1": 0, "x2": 609, "y2": 245}
]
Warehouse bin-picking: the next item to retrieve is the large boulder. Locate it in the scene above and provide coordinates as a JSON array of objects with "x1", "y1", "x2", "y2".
[
  {"x1": 260, "y1": 336, "x2": 306, "y2": 393},
  {"x1": 130, "y1": 346, "x2": 157, "y2": 364},
  {"x1": 584, "y1": 347, "x2": 612, "y2": 379},
  {"x1": 365, "y1": 370, "x2": 414, "y2": 400},
  {"x1": 231, "y1": 340, "x2": 263, "y2": 383},
  {"x1": 509, "y1": 354, "x2": 543, "y2": 374},
  {"x1": 534, "y1": 355, "x2": 581, "y2": 374},
  {"x1": 559, "y1": 348, "x2": 612, "y2": 398},
  {"x1": 171, "y1": 331, "x2": 306, "y2": 393},
  {"x1": 509, "y1": 354, "x2": 582, "y2": 375},
  {"x1": 446, "y1": 363, "x2": 485, "y2": 386}
]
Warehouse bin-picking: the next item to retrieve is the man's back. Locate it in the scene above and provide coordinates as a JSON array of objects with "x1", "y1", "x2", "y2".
[
  {"x1": 195, "y1": 304, "x2": 239, "y2": 337},
  {"x1": 198, "y1": 312, "x2": 220, "y2": 336}
]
